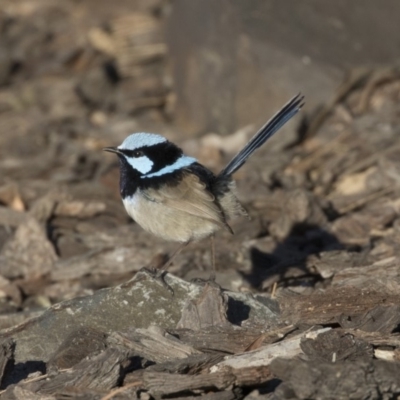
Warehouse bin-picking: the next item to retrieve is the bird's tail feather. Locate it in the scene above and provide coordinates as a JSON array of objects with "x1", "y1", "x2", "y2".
[{"x1": 219, "y1": 93, "x2": 304, "y2": 177}]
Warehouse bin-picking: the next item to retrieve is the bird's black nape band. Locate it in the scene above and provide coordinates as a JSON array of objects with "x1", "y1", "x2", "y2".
[{"x1": 219, "y1": 93, "x2": 304, "y2": 177}]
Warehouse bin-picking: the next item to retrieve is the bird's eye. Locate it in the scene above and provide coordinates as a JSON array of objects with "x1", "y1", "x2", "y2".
[{"x1": 133, "y1": 150, "x2": 144, "y2": 157}]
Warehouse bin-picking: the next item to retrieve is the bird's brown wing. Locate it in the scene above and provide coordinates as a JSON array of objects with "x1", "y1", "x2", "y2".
[{"x1": 142, "y1": 171, "x2": 233, "y2": 233}]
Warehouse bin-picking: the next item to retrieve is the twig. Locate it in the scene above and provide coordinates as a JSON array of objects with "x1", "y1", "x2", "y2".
[{"x1": 101, "y1": 382, "x2": 142, "y2": 400}]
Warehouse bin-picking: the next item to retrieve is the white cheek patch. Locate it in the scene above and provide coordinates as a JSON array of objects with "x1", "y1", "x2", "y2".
[{"x1": 126, "y1": 155, "x2": 154, "y2": 174}]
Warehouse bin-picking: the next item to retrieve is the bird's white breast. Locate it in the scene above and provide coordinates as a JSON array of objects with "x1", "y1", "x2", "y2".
[{"x1": 122, "y1": 191, "x2": 221, "y2": 243}]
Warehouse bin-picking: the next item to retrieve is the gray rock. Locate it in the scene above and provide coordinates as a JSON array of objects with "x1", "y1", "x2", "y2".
[{"x1": 0, "y1": 270, "x2": 279, "y2": 363}]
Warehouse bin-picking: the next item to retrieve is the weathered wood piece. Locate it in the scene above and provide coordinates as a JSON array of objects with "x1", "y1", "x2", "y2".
[
  {"x1": 173, "y1": 391, "x2": 239, "y2": 400},
  {"x1": 1, "y1": 386, "x2": 55, "y2": 400},
  {"x1": 271, "y1": 358, "x2": 400, "y2": 400},
  {"x1": 332, "y1": 256, "x2": 400, "y2": 293},
  {"x1": 307, "y1": 250, "x2": 367, "y2": 279},
  {"x1": 0, "y1": 218, "x2": 57, "y2": 279},
  {"x1": 211, "y1": 328, "x2": 331, "y2": 371},
  {"x1": 143, "y1": 370, "x2": 234, "y2": 397},
  {"x1": 146, "y1": 353, "x2": 225, "y2": 375},
  {"x1": 0, "y1": 207, "x2": 27, "y2": 228},
  {"x1": 177, "y1": 283, "x2": 230, "y2": 329},
  {"x1": 47, "y1": 327, "x2": 108, "y2": 371},
  {"x1": 0, "y1": 339, "x2": 14, "y2": 388},
  {"x1": 37, "y1": 348, "x2": 128, "y2": 395},
  {"x1": 300, "y1": 329, "x2": 373, "y2": 362},
  {"x1": 171, "y1": 325, "x2": 295, "y2": 354},
  {"x1": 338, "y1": 304, "x2": 400, "y2": 334},
  {"x1": 108, "y1": 326, "x2": 201, "y2": 364},
  {"x1": 279, "y1": 287, "x2": 400, "y2": 325},
  {"x1": 141, "y1": 366, "x2": 271, "y2": 398},
  {"x1": 339, "y1": 329, "x2": 400, "y2": 348}
]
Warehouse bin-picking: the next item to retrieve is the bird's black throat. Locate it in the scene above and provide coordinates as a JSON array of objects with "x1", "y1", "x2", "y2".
[{"x1": 118, "y1": 156, "x2": 187, "y2": 198}]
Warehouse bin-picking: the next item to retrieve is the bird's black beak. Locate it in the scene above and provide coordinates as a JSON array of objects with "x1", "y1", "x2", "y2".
[{"x1": 103, "y1": 147, "x2": 122, "y2": 155}]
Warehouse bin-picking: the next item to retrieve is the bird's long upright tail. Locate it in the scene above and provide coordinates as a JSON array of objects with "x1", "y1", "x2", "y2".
[{"x1": 218, "y1": 93, "x2": 304, "y2": 177}]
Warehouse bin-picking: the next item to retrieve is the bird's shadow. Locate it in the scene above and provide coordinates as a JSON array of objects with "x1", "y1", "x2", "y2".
[{"x1": 241, "y1": 223, "x2": 344, "y2": 290}]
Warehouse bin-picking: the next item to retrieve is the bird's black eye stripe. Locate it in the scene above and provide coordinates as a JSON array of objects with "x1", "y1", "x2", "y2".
[
  {"x1": 133, "y1": 150, "x2": 144, "y2": 157},
  {"x1": 121, "y1": 149, "x2": 145, "y2": 158}
]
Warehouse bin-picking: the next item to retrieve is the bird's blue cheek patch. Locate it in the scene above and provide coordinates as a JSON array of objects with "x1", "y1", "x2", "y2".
[
  {"x1": 141, "y1": 155, "x2": 197, "y2": 178},
  {"x1": 126, "y1": 156, "x2": 154, "y2": 174}
]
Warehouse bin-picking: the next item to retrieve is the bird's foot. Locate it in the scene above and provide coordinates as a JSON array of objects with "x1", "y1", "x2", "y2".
[
  {"x1": 190, "y1": 273, "x2": 221, "y2": 289},
  {"x1": 139, "y1": 266, "x2": 174, "y2": 295}
]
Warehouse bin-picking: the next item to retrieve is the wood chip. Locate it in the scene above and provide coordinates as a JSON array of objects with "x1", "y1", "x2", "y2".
[
  {"x1": 108, "y1": 327, "x2": 201, "y2": 364},
  {"x1": 0, "y1": 218, "x2": 57, "y2": 279},
  {"x1": 177, "y1": 283, "x2": 230, "y2": 330}
]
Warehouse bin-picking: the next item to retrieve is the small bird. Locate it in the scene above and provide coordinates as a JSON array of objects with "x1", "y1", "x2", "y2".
[{"x1": 104, "y1": 94, "x2": 304, "y2": 280}]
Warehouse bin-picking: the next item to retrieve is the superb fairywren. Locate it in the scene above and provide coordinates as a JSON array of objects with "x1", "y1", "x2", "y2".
[{"x1": 104, "y1": 94, "x2": 304, "y2": 280}]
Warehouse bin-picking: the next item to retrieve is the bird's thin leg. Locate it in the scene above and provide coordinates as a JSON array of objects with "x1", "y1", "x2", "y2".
[
  {"x1": 208, "y1": 234, "x2": 216, "y2": 282},
  {"x1": 144, "y1": 241, "x2": 190, "y2": 295},
  {"x1": 160, "y1": 241, "x2": 190, "y2": 271}
]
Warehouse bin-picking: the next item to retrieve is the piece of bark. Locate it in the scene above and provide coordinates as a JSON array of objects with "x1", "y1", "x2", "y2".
[
  {"x1": 332, "y1": 256, "x2": 400, "y2": 292},
  {"x1": 177, "y1": 283, "x2": 230, "y2": 330},
  {"x1": 50, "y1": 226, "x2": 169, "y2": 280},
  {"x1": 329, "y1": 170, "x2": 395, "y2": 215},
  {"x1": 300, "y1": 329, "x2": 373, "y2": 362},
  {"x1": 0, "y1": 339, "x2": 14, "y2": 388},
  {"x1": 28, "y1": 190, "x2": 67, "y2": 224},
  {"x1": 338, "y1": 304, "x2": 400, "y2": 334},
  {"x1": 51, "y1": 247, "x2": 146, "y2": 281},
  {"x1": 330, "y1": 214, "x2": 371, "y2": 246},
  {"x1": 172, "y1": 326, "x2": 261, "y2": 354},
  {"x1": 37, "y1": 348, "x2": 128, "y2": 395},
  {"x1": 0, "y1": 218, "x2": 57, "y2": 279},
  {"x1": 0, "y1": 207, "x2": 27, "y2": 228},
  {"x1": 142, "y1": 365, "x2": 272, "y2": 398},
  {"x1": 76, "y1": 67, "x2": 117, "y2": 109},
  {"x1": 0, "y1": 276, "x2": 22, "y2": 307},
  {"x1": 374, "y1": 349, "x2": 400, "y2": 362},
  {"x1": 329, "y1": 192, "x2": 397, "y2": 236},
  {"x1": 307, "y1": 250, "x2": 368, "y2": 279},
  {"x1": 1, "y1": 385, "x2": 55, "y2": 400},
  {"x1": 272, "y1": 358, "x2": 400, "y2": 400},
  {"x1": 54, "y1": 200, "x2": 106, "y2": 218},
  {"x1": 330, "y1": 166, "x2": 380, "y2": 198},
  {"x1": 226, "y1": 365, "x2": 273, "y2": 387},
  {"x1": 171, "y1": 325, "x2": 295, "y2": 354},
  {"x1": 145, "y1": 353, "x2": 225, "y2": 375},
  {"x1": 368, "y1": 237, "x2": 400, "y2": 261},
  {"x1": 47, "y1": 327, "x2": 108, "y2": 371},
  {"x1": 211, "y1": 328, "x2": 331, "y2": 372},
  {"x1": 112, "y1": 13, "x2": 167, "y2": 75},
  {"x1": 279, "y1": 287, "x2": 400, "y2": 325},
  {"x1": 242, "y1": 325, "x2": 296, "y2": 351},
  {"x1": 88, "y1": 27, "x2": 116, "y2": 56},
  {"x1": 0, "y1": 184, "x2": 25, "y2": 212},
  {"x1": 343, "y1": 329, "x2": 400, "y2": 348},
  {"x1": 173, "y1": 391, "x2": 240, "y2": 400},
  {"x1": 143, "y1": 370, "x2": 235, "y2": 398},
  {"x1": 102, "y1": 386, "x2": 141, "y2": 400},
  {"x1": 269, "y1": 189, "x2": 328, "y2": 241},
  {"x1": 108, "y1": 326, "x2": 201, "y2": 364}
]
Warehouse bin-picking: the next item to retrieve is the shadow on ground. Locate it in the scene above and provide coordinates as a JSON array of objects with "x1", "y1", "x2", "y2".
[{"x1": 243, "y1": 223, "x2": 344, "y2": 290}]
